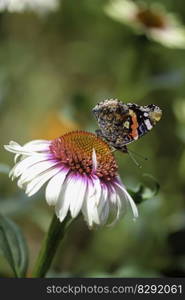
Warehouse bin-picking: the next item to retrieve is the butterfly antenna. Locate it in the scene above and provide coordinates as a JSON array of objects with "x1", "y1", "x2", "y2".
[
  {"x1": 127, "y1": 149, "x2": 148, "y2": 161},
  {"x1": 127, "y1": 150, "x2": 142, "y2": 168}
]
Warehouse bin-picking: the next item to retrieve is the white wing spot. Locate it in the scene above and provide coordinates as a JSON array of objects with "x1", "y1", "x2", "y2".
[{"x1": 145, "y1": 119, "x2": 153, "y2": 130}]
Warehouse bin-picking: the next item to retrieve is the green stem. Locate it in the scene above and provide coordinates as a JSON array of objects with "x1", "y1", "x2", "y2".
[{"x1": 32, "y1": 213, "x2": 72, "y2": 278}]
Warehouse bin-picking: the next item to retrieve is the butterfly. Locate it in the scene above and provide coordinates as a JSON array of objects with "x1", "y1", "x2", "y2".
[{"x1": 92, "y1": 99, "x2": 162, "y2": 153}]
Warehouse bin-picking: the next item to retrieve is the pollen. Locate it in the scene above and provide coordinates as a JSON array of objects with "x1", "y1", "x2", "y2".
[{"x1": 50, "y1": 131, "x2": 118, "y2": 181}]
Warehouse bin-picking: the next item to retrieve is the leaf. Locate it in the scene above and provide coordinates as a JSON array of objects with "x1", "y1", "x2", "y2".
[
  {"x1": 0, "y1": 214, "x2": 28, "y2": 277},
  {"x1": 129, "y1": 174, "x2": 160, "y2": 204}
]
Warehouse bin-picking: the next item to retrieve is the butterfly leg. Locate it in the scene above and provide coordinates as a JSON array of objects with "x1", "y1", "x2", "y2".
[{"x1": 120, "y1": 145, "x2": 128, "y2": 153}]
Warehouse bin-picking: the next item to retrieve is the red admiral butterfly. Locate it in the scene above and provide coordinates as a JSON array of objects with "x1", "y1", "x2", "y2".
[{"x1": 92, "y1": 99, "x2": 162, "y2": 153}]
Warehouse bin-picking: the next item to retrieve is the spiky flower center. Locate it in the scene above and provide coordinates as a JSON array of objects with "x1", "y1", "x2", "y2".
[
  {"x1": 136, "y1": 8, "x2": 166, "y2": 29},
  {"x1": 50, "y1": 131, "x2": 118, "y2": 181}
]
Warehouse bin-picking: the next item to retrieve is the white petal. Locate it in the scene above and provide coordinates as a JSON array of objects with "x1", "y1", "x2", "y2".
[
  {"x1": 105, "y1": 0, "x2": 138, "y2": 25},
  {"x1": 114, "y1": 180, "x2": 138, "y2": 219},
  {"x1": 9, "y1": 154, "x2": 51, "y2": 179},
  {"x1": 82, "y1": 179, "x2": 100, "y2": 227},
  {"x1": 98, "y1": 184, "x2": 109, "y2": 225},
  {"x1": 150, "y1": 27, "x2": 185, "y2": 49},
  {"x1": 4, "y1": 141, "x2": 21, "y2": 163},
  {"x1": 100, "y1": 201, "x2": 109, "y2": 225},
  {"x1": 107, "y1": 187, "x2": 122, "y2": 227},
  {"x1": 14, "y1": 153, "x2": 21, "y2": 163},
  {"x1": 110, "y1": 183, "x2": 127, "y2": 215},
  {"x1": 109, "y1": 184, "x2": 117, "y2": 205},
  {"x1": 23, "y1": 139, "x2": 50, "y2": 146},
  {"x1": 92, "y1": 148, "x2": 98, "y2": 172},
  {"x1": 55, "y1": 174, "x2": 77, "y2": 222},
  {"x1": 45, "y1": 168, "x2": 69, "y2": 206},
  {"x1": 4, "y1": 143, "x2": 34, "y2": 156},
  {"x1": 22, "y1": 139, "x2": 51, "y2": 152},
  {"x1": 69, "y1": 175, "x2": 87, "y2": 218},
  {"x1": 92, "y1": 175, "x2": 102, "y2": 205},
  {"x1": 4, "y1": 139, "x2": 50, "y2": 156},
  {"x1": 18, "y1": 159, "x2": 60, "y2": 185},
  {"x1": 25, "y1": 166, "x2": 61, "y2": 196},
  {"x1": 124, "y1": 188, "x2": 139, "y2": 219}
]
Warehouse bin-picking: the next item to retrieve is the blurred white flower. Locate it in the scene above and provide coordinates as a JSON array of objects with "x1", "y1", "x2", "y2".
[
  {"x1": 0, "y1": 0, "x2": 59, "y2": 14},
  {"x1": 105, "y1": 0, "x2": 185, "y2": 48},
  {"x1": 4, "y1": 131, "x2": 138, "y2": 228}
]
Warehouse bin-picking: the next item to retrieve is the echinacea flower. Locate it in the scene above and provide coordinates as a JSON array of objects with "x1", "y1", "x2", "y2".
[
  {"x1": 0, "y1": 0, "x2": 59, "y2": 14},
  {"x1": 105, "y1": 0, "x2": 185, "y2": 49},
  {"x1": 4, "y1": 131, "x2": 138, "y2": 227}
]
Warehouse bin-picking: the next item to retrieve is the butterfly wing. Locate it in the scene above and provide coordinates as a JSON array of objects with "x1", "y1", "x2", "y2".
[{"x1": 92, "y1": 99, "x2": 162, "y2": 153}]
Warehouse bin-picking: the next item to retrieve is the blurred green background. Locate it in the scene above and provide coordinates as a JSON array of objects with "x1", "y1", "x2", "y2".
[{"x1": 0, "y1": 0, "x2": 185, "y2": 277}]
